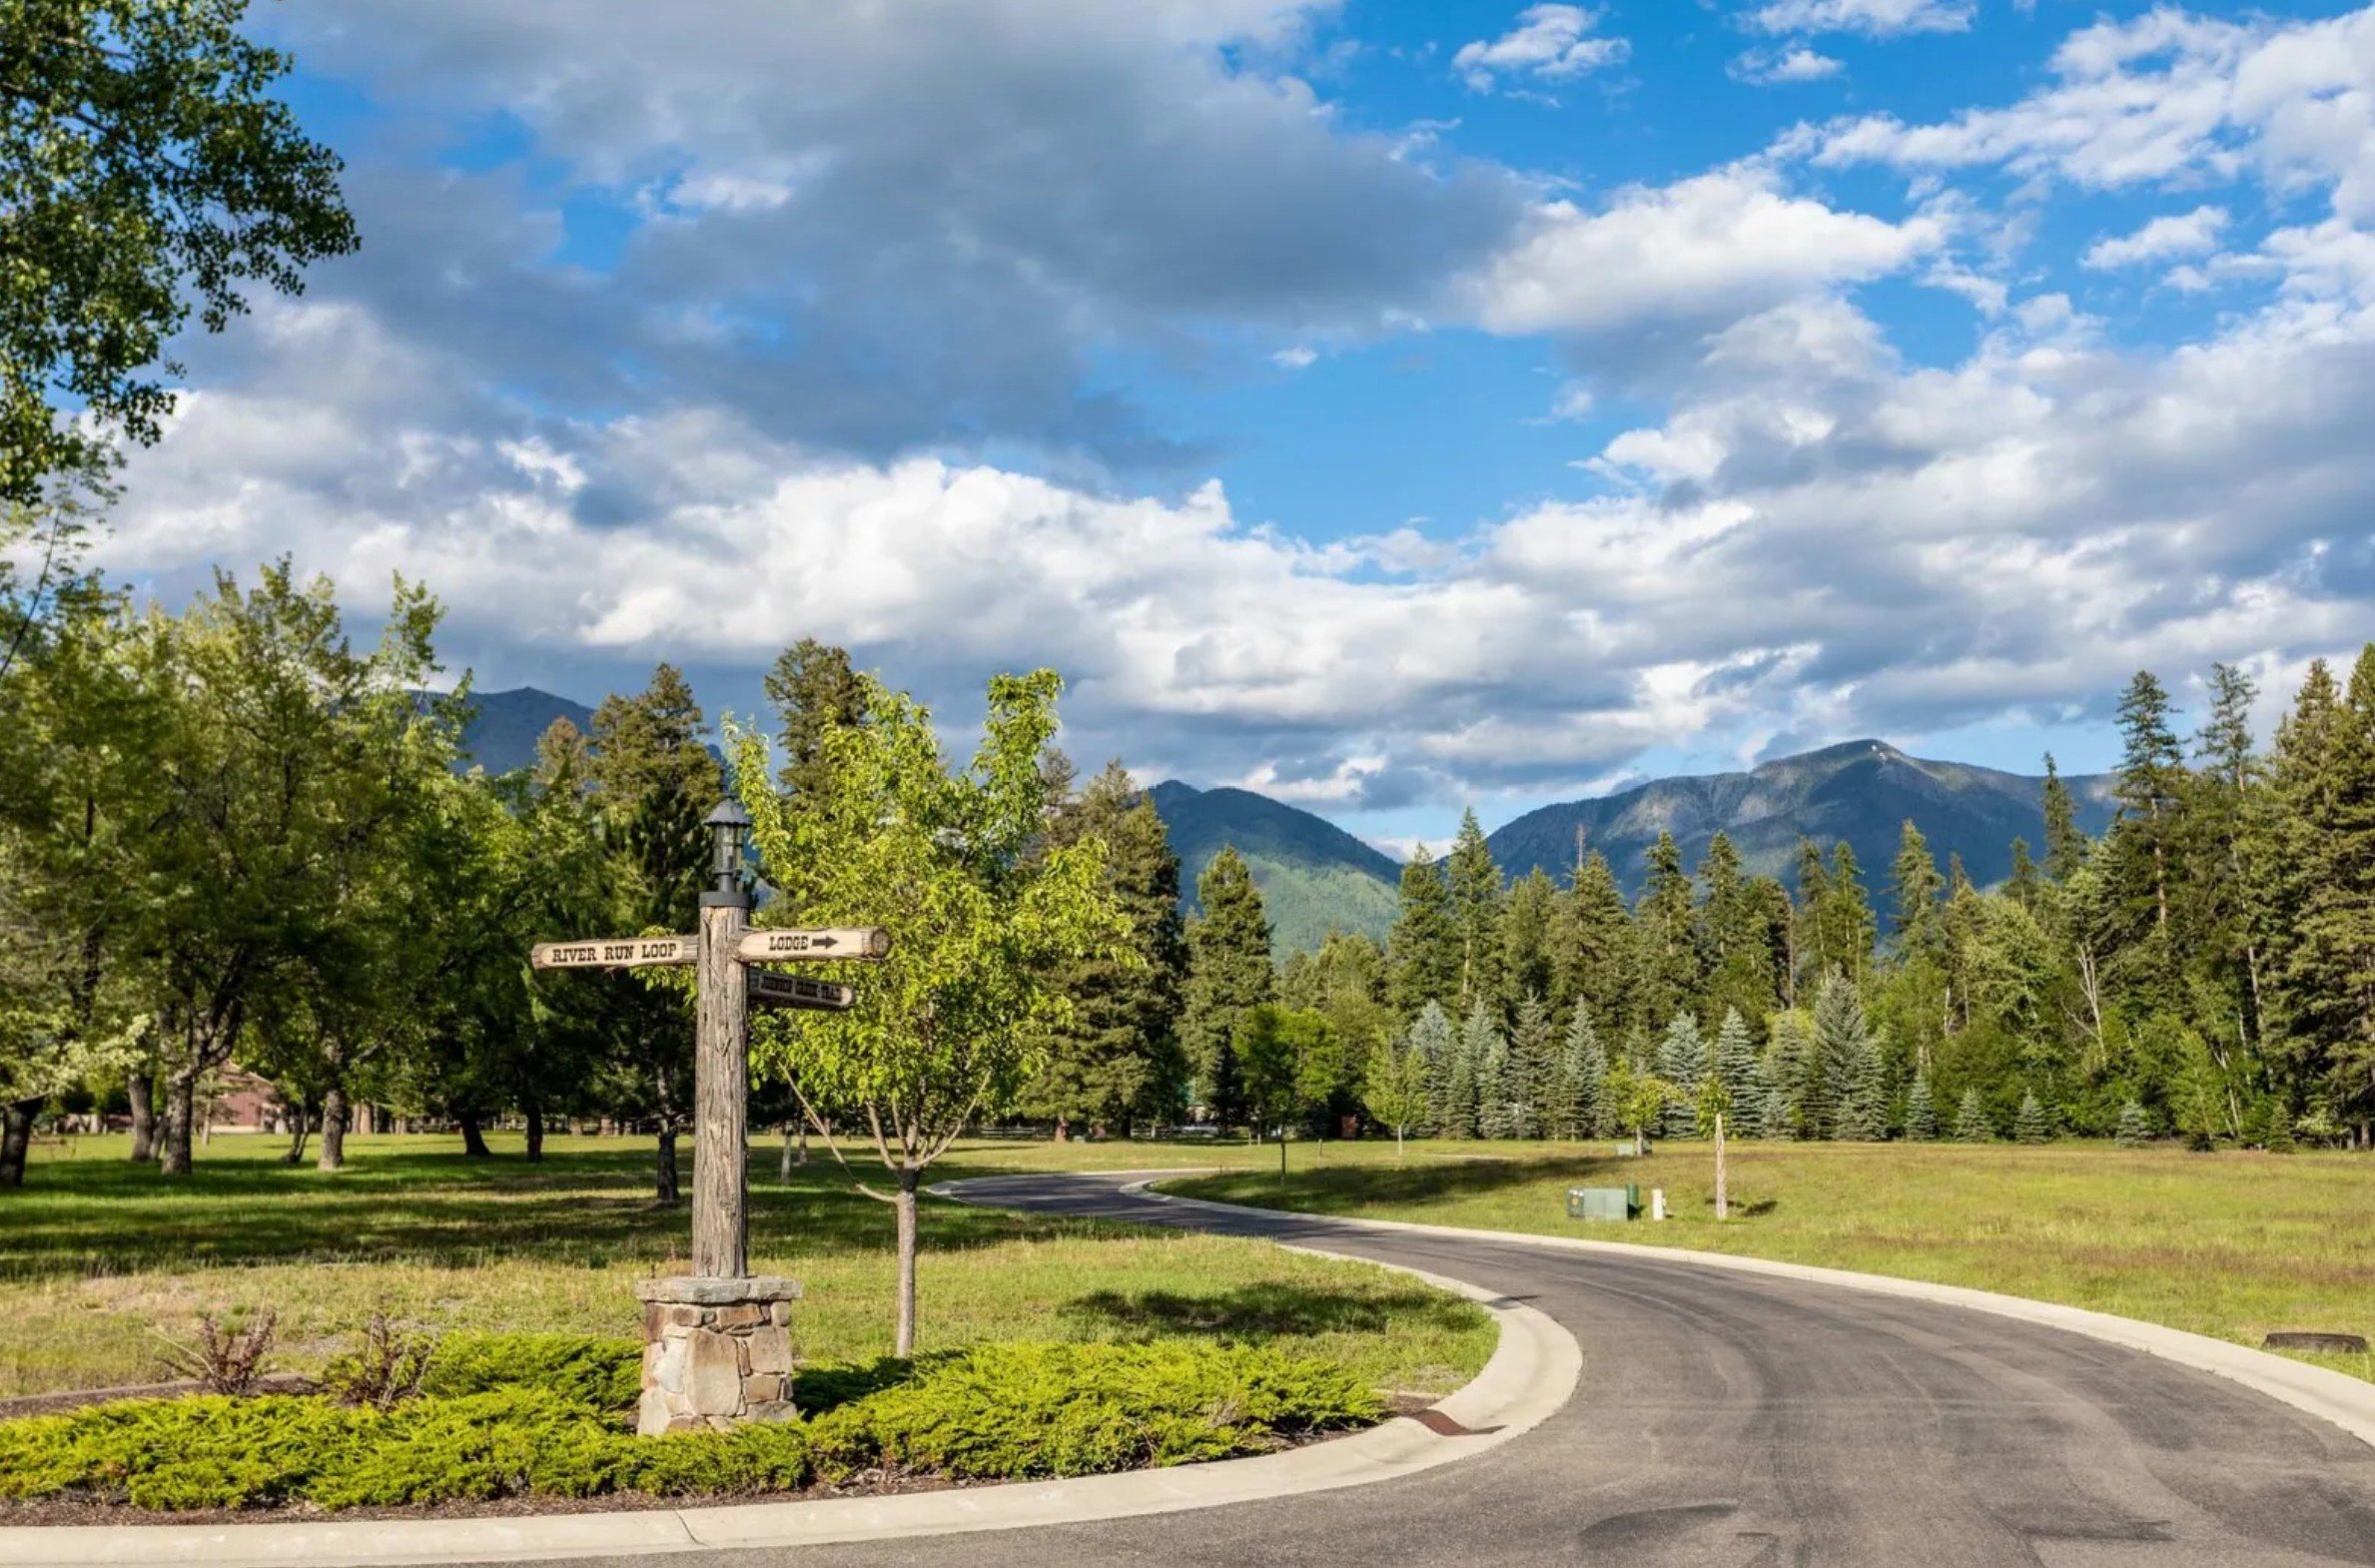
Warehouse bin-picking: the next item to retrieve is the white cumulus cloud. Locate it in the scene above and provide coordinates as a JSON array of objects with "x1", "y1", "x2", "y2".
[{"x1": 1453, "y1": 5, "x2": 1629, "y2": 93}]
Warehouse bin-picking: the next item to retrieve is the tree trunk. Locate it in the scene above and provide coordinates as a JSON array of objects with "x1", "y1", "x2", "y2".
[
  {"x1": 655, "y1": 1126, "x2": 681, "y2": 1203},
  {"x1": 284, "y1": 1101, "x2": 312, "y2": 1165},
  {"x1": 779, "y1": 1123, "x2": 795, "y2": 1183},
  {"x1": 128, "y1": 1073, "x2": 156, "y2": 1162},
  {"x1": 457, "y1": 1111, "x2": 490, "y2": 1158},
  {"x1": 1714, "y1": 1113, "x2": 1729, "y2": 1221},
  {"x1": 318, "y1": 1086, "x2": 348, "y2": 1172},
  {"x1": 1053, "y1": 1115, "x2": 1069, "y2": 1144},
  {"x1": 159, "y1": 1075, "x2": 197, "y2": 1176},
  {"x1": 894, "y1": 1166, "x2": 920, "y2": 1356},
  {"x1": 524, "y1": 1101, "x2": 544, "y2": 1163},
  {"x1": 0, "y1": 1099, "x2": 39, "y2": 1187}
]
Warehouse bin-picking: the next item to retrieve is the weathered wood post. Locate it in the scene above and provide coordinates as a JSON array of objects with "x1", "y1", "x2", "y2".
[
  {"x1": 692, "y1": 797, "x2": 751, "y2": 1279},
  {"x1": 1714, "y1": 1111, "x2": 1729, "y2": 1221}
]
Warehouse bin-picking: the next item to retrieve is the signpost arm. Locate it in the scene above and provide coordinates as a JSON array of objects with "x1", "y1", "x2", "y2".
[{"x1": 693, "y1": 799, "x2": 753, "y2": 1279}]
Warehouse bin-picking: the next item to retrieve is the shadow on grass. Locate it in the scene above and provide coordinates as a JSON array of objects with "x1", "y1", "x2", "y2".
[
  {"x1": 1063, "y1": 1280, "x2": 1481, "y2": 1341},
  {"x1": 0, "y1": 1146, "x2": 1098, "y2": 1284}
]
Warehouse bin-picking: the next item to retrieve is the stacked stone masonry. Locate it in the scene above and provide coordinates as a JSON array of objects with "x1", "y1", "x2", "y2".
[{"x1": 633, "y1": 1275, "x2": 802, "y2": 1435}]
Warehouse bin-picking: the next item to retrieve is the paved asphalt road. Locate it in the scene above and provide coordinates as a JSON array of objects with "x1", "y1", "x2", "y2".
[{"x1": 511, "y1": 1173, "x2": 2375, "y2": 1568}]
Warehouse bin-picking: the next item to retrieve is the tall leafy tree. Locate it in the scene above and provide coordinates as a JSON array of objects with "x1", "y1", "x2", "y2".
[
  {"x1": 1183, "y1": 847, "x2": 1272, "y2": 1131},
  {"x1": 131, "y1": 566, "x2": 447, "y2": 1176},
  {"x1": 1, "y1": 0, "x2": 359, "y2": 502},
  {"x1": 737, "y1": 669, "x2": 1126, "y2": 1354},
  {"x1": 1363, "y1": 1023, "x2": 1430, "y2": 1157}
]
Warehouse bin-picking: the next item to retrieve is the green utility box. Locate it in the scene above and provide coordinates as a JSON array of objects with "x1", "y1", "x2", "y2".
[{"x1": 1566, "y1": 1184, "x2": 1641, "y2": 1222}]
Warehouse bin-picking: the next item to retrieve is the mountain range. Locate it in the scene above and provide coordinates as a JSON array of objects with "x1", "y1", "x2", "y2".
[{"x1": 451, "y1": 688, "x2": 2119, "y2": 957}]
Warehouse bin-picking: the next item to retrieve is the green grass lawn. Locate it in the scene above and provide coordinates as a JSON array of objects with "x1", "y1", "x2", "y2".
[
  {"x1": 0, "y1": 1134, "x2": 1491, "y2": 1401},
  {"x1": 1164, "y1": 1139, "x2": 2375, "y2": 1383}
]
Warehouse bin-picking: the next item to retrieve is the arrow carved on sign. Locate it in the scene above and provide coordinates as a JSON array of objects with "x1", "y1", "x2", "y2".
[{"x1": 736, "y1": 927, "x2": 893, "y2": 964}]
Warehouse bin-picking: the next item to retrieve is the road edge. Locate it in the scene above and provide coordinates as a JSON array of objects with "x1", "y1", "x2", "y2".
[
  {"x1": 0, "y1": 1185, "x2": 1580, "y2": 1568},
  {"x1": 1138, "y1": 1181, "x2": 2375, "y2": 1452}
]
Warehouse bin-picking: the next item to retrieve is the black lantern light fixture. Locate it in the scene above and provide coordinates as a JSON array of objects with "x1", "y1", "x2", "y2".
[{"x1": 703, "y1": 796, "x2": 751, "y2": 908}]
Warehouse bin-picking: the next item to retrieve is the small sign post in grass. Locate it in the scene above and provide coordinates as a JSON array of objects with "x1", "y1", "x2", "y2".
[{"x1": 530, "y1": 795, "x2": 890, "y2": 1434}]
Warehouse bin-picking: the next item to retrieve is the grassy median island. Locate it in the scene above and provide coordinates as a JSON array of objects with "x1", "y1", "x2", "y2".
[
  {"x1": 1162, "y1": 1140, "x2": 2375, "y2": 1384},
  {"x1": 0, "y1": 1134, "x2": 1488, "y2": 1515}
]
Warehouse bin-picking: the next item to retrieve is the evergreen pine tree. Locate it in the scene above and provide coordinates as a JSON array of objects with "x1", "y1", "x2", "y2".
[
  {"x1": 2041, "y1": 753, "x2": 2087, "y2": 884},
  {"x1": 2114, "y1": 1098, "x2": 2152, "y2": 1148},
  {"x1": 1712, "y1": 1008, "x2": 1767, "y2": 1138},
  {"x1": 1954, "y1": 1086, "x2": 1993, "y2": 1142},
  {"x1": 1792, "y1": 838, "x2": 1833, "y2": 991},
  {"x1": 2014, "y1": 1089, "x2": 2050, "y2": 1145},
  {"x1": 1501, "y1": 870, "x2": 1557, "y2": 1015},
  {"x1": 1888, "y1": 819, "x2": 1947, "y2": 964},
  {"x1": 1655, "y1": 1011, "x2": 1709, "y2": 1138},
  {"x1": 2279, "y1": 644, "x2": 2375, "y2": 1140},
  {"x1": 1407, "y1": 1002, "x2": 1456, "y2": 1135},
  {"x1": 1022, "y1": 764, "x2": 1188, "y2": 1134},
  {"x1": 1388, "y1": 846, "x2": 1460, "y2": 1019},
  {"x1": 1446, "y1": 811, "x2": 1505, "y2": 1017},
  {"x1": 1510, "y1": 994, "x2": 1557, "y2": 1138},
  {"x1": 2006, "y1": 838, "x2": 2043, "y2": 915},
  {"x1": 1552, "y1": 849, "x2": 1636, "y2": 1033},
  {"x1": 1635, "y1": 833, "x2": 1700, "y2": 1026},
  {"x1": 1906, "y1": 1071, "x2": 1939, "y2": 1142},
  {"x1": 2111, "y1": 670, "x2": 2189, "y2": 953},
  {"x1": 1759, "y1": 1081, "x2": 1791, "y2": 1143},
  {"x1": 1823, "y1": 842, "x2": 1878, "y2": 982},
  {"x1": 1182, "y1": 848, "x2": 1273, "y2": 1130},
  {"x1": 1470, "y1": 1004, "x2": 1513, "y2": 1139}
]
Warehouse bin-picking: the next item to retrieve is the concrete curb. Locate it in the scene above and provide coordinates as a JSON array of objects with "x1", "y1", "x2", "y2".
[
  {"x1": 0, "y1": 1194, "x2": 1580, "y2": 1567},
  {"x1": 1137, "y1": 1182, "x2": 2375, "y2": 1453}
]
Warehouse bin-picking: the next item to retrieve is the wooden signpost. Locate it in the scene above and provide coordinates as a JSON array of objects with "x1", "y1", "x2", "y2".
[{"x1": 528, "y1": 796, "x2": 888, "y2": 1433}]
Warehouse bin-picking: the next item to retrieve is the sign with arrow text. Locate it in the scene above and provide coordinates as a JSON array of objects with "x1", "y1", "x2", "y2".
[{"x1": 737, "y1": 927, "x2": 892, "y2": 963}]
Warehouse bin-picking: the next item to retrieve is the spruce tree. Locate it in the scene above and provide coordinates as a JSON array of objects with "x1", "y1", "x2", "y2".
[
  {"x1": 1509, "y1": 994, "x2": 1557, "y2": 1138},
  {"x1": 2114, "y1": 1098, "x2": 2152, "y2": 1148},
  {"x1": 1444, "y1": 1003, "x2": 1483, "y2": 1138},
  {"x1": 1655, "y1": 1011, "x2": 1709, "y2": 1138},
  {"x1": 2006, "y1": 837, "x2": 2043, "y2": 915},
  {"x1": 1182, "y1": 848, "x2": 1273, "y2": 1131},
  {"x1": 1759, "y1": 1081, "x2": 1792, "y2": 1144},
  {"x1": 1768, "y1": 1008, "x2": 1817, "y2": 1138},
  {"x1": 1906, "y1": 1070, "x2": 1939, "y2": 1142},
  {"x1": 2112, "y1": 669, "x2": 2188, "y2": 941},
  {"x1": 1954, "y1": 1086, "x2": 1993, "y2": 1142},
  {"x1": 1388, "y1": 846, "x2": 1460, "y2": 1018},
  {"x1": 1635, "y1": 832, "x2": 1700, "y2": 1026},
  {"x1": 2279, "y1": 644, "x2": 2375, "y2": 1140},
  {"x1": 1466, "y1": 1003, "x2": 1510, "y2": 1139},
  {"x1": 2014, "y1": 1089, "x2": 2050, "y2": 1144},
  {"x1": 1713, "y1": 1008, "x2": 1767, "y2": 1138},
  {"x1": 1814, "y1": 973, "x2": 1883, "y2": 1140},
  {"x1": 1407, "y1": 1002, "x2": 1457, "y2": 1135},
  {"x1": 1501, "y1": 870, "x2": 1556, "y2": 1015},
  {"x1": 2041, "y1": 753, "x2": 2087, "y2": 884},
  {"x1": 1823, "y1": 842, "x2": 1878, "y2": 982},
  {"x1": 1446, "y1": 811, "x2": 1505, "y2": 1017},
  {"x1": 1888, "y1": 819, "x2": 1946, "y2": 964},
  {"x1": 1792, "y1": 838, "x2": 1833, "y2": 989},
  {"x1": 1559, "y1": 1009, "x2": 1608, "y2": 1139}
]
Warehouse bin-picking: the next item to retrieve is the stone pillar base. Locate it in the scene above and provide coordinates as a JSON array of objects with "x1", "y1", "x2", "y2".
[{"x1": 633, "y1": 1275, "x2": 802, "y2": 1435}]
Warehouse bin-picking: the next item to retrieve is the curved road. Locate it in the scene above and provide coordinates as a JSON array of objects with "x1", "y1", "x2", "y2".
[{"x1": 546, "y1": 1173, "x2": 2375, "y2": 1568}]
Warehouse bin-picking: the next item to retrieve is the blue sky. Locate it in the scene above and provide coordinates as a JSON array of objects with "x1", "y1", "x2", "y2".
[{"x1": 94, "y1": 0, "x2": 2375, "y2": 854}]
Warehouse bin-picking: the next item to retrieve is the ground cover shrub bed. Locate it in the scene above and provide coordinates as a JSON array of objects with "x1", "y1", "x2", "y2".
[{"x1": 0, "y1": 1334, "x2": 1382, "y2": 1513}]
